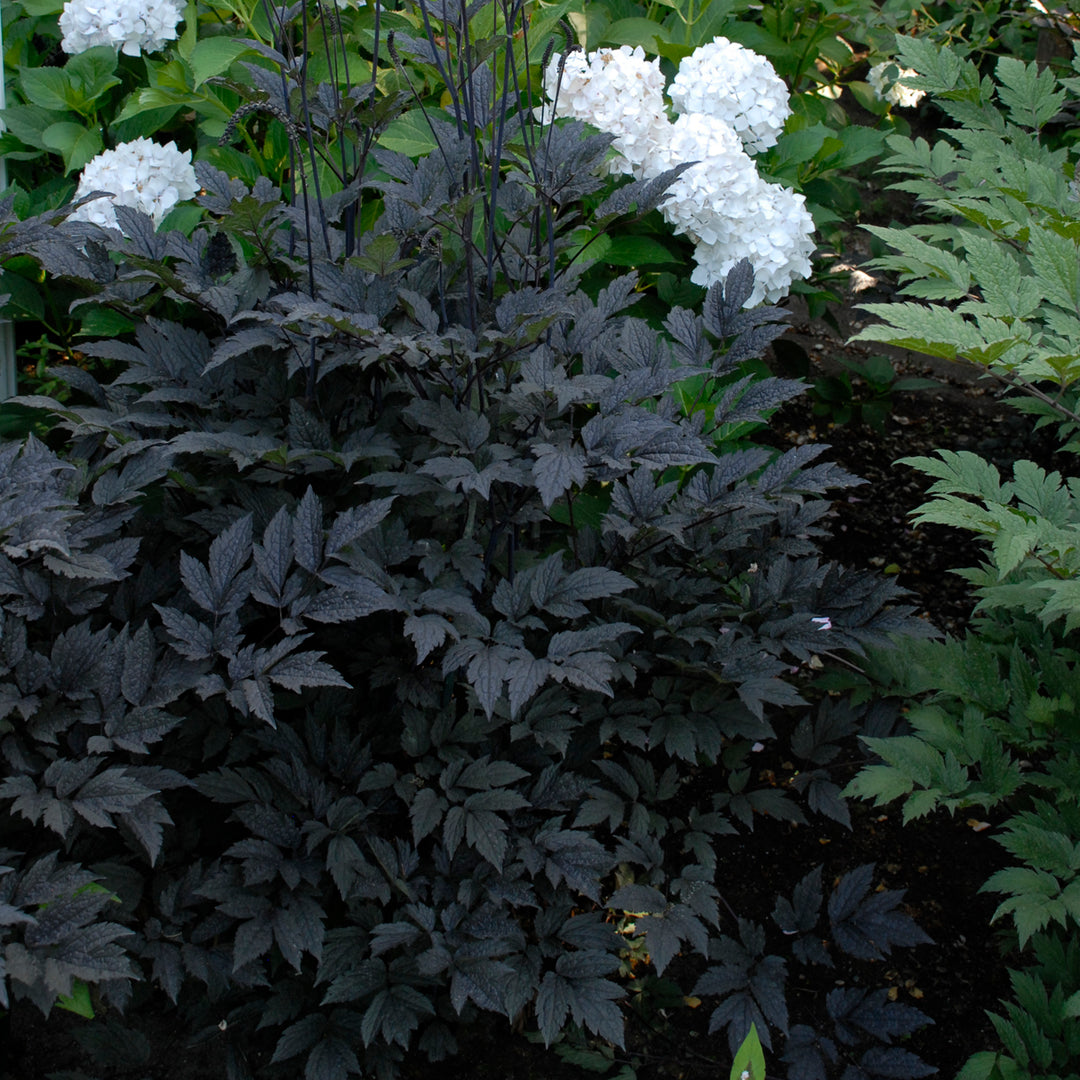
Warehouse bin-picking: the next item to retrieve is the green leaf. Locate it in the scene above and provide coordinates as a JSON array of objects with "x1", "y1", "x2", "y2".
[
  {"x1": 157, "y1": 202, "x2": 204, "y2": 236},
  {"x1": 41, "y1": 122, "x2": 103, "y2": 174},
  {"x1": 56, "y1": 978, "x2": 95, "y2": 1019},
  {"x1": 848, "y1": 80, "x2": 889, "y2": 116},
  {"x1": 111, "y1": 104, "x2": 182, "y2": 144},
  {"x1": 990, "y1": 517, "x2": 1042, "y2": 578},
  {"x1": 0, "y1": 270, "x2": 45, "y2": 320},
  {"x1": 843, "y1": 763, "x2": 914, "y2": 806},
  {"x1": 897, "y1": 449, "x2": 1006, "y2": 503},
  {"x1": 596, "y1": 234, "x2": 682, "y2": 267},
  {"x1": 730, "y1": 1022, "x2": 767, "y2": 1080},
  {"x1": 600, "y1": 18, "x2": 672, "y2": 51},
  {"x1": 554, "y1": 1043, "x2": 617, "y2": 1074},
  {"x1": 65, "y1": 47, "x2": 121, "y2": 101},
  {"x1": 115, "y1": 84, "x2": 230, "y2": 126},
  {"x1": 994, "y1": 56, "x2": 1066, "y2": 130},
  {"x1": 984, "y1": 866, "x2": 1065, "y2": 946},
  {"x1": 17, "y1": 0, "x2": 65, "y2": 13},
  {"x1": 19, "y1": 68, "x2": 78, "y2": 114},
  {"x1": 963, "y1": 235, "x2": 1041, "y2": 320},
  {"x1": 769, "y1": 124, "x2": 830, "y2": 173},
  {"x1": 862, "y1": 225, "x2": 970, "y2": 299},
  {"x1": 1029, "y1": 225, "x2": 1080, "y2": 314},
  {"x1": 305, "y1": 49, "x2": 372, "y2": 87},
  {"x1": 654, "y1": 41, "x2": 695, "y2": 66},
  {"x1": 0, "y1": 104, "x2": 65, "y2": 151},
  {"x1": 377, "y1": 112, "x2": 439, "y2": 158},
  {"x1": 177, "y1": 0, "x2": 198, "y2": 59},
  {"x1": 825, "y1": 125, "x2": 886, "y2": 171},
  {"x1": 77, "y1": 308, "x2": 136, "y2": 337},
  {"x1": 188, "y1": 38, "x2": 254, "y2": 89},
  {"x1": 854, "y1": 302, "x2": 988, "y2": 360},
  {"x1": 956, "y1": 1052, "x2": 1021, "y2": 1080},
  {"x1": 896, "y1": 35, "x2": 975, "y2": 96}
]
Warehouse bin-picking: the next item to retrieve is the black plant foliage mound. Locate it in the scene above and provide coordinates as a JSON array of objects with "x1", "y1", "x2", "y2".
[{"x1": 0, "y1": 3, "x2": 938, "y2": 1077}]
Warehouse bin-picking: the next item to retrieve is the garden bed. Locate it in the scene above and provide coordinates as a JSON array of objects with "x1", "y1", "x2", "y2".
[{"x1": 2, "y1": 1, "x2": 1078, "y2": 1078}]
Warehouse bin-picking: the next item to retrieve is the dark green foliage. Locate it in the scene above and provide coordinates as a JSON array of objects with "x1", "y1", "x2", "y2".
[{"x1": 0, "y1": 4, "x2": 936, "y2": 1076}]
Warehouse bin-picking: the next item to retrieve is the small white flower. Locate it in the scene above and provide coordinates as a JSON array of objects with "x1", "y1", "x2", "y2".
[
  {"x1": 60, "y1": 0, "x2": 182, "y2": 55},
  {"x1": 668, "y1": 37, "x2": 791, "y2": 154},
  {"x1": 540, "y1": 46, "x2": 671, "y2": 176},
  {"x1": 69, "y1": 138, "x2": 198, "y2": 231},
  {"x1": 867, "y1": 62, "x2": 925, "y2": 109},
  {"x1": 811, "y1": 616, "x2": 832, "y2": 631}
]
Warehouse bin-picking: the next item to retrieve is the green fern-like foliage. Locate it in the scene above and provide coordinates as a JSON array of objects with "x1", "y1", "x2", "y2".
[
  {"x1": 845, "y1": 36, "x2": 1080, "y2": 1080},
  {"x1": 851, "y1": 37, "x2": 1080, "y2": 452}
]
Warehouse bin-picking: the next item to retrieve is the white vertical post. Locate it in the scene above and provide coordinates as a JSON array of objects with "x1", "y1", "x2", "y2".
[{"x1": 0, "y1": 9, "x2": 18, "y2": 400}]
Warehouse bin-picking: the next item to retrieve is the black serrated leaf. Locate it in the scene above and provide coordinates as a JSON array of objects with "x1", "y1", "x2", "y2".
[{"x1": 828, "y1": 865, "x2": 932, "y2": 961}]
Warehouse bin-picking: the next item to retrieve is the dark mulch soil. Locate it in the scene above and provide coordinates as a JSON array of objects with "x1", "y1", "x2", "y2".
[
  {"x1": 765, "y1": 292, "x2": 1075, "y2": 637},
  {"x1": 1, "y1": 288, "x2": 1051, "y2": 1080}
]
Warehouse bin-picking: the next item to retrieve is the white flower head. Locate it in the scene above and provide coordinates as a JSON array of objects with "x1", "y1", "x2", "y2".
[
  {"x1": 668, "y1": 37, "x2": 792, "y2": 154},
  {"x1": 60, "y1": 0, "x2": 183, "y2": 55},
  {"x1": 541, "y1": 46, "x2": 671, "y2": 175},
  {"x1": 811, "y1": 616, "x2": 833, "y2": 631},
  {"x1": 541, "y1": 39, "x2": 812, "y2": 305},
  {"x1": 867, "y1": 61, "x2": 925, "y2": 109},
  {"x1": 688, "y1": 179, "x2": 815, "y2": 306},
  {"x1": 69, "y1": 138, "x2": 198, "y2": 231},
  {"x1": 649, "y1": 113, "x2": 762, "y2": 246}
]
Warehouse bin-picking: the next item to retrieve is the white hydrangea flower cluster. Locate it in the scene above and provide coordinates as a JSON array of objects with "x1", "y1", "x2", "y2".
[
  {"x1": 59, "y1": 0, "x2": 183, "y2": 56},
  {"x1": 539, "y1": 46, "x2": 671, "y2": 176},
  {"x1": 646, "y1": 114, "x2": 761, "y2": 247},
  {"x1": 867, "y1": 62, "x2": 926, "y2": 109},
  {"x1": 69, "y1": 138, "x2": 199, "y2": 231},
  {"x1": 688, "y1": 182, "x2": 815, "y2": 302},
  {"x1": 667, "y1": 37, "x2": 791, "y2": 154},
  {"x1": 542, "y1": 39, "x2": 815, "y2": 306}
]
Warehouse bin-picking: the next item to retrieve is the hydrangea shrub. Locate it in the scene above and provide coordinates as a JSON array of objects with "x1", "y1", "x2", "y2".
[{"x1": 541, "y1": 42, "x2": 815, "y2": 306}]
